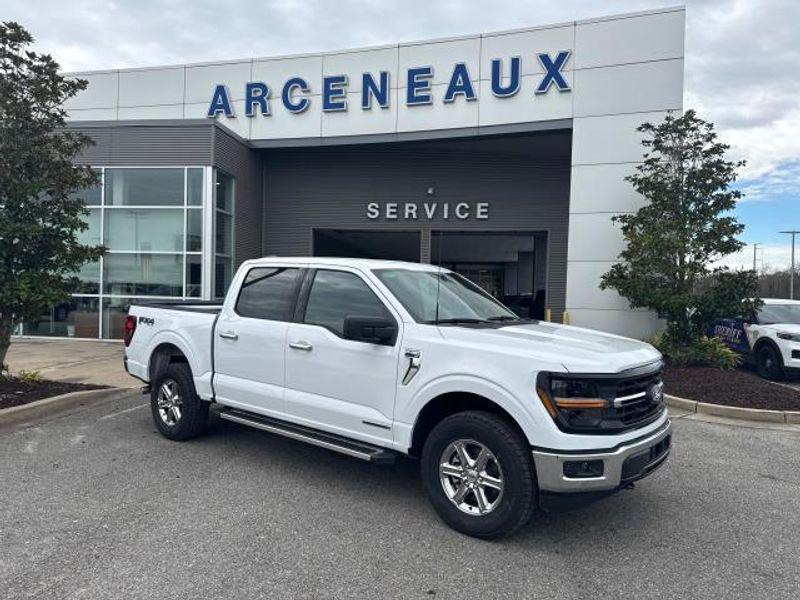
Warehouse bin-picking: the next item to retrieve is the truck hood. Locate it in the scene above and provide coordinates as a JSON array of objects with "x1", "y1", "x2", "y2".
[
  {"x1": 758, "y1": 323, "x2": 800, "y2": 334},
  {"x1": 438, "y1": 321, "x2": 661, "y2": 373}
]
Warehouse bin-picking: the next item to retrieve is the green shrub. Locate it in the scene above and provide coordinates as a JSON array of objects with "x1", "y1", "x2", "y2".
[
  {"x1": 649, "y1": 333, "x2": 741, "y2": 370},
  {"x1": 16, "y1": 369, "x2": 45, "y2": 383},
  {"x1": 1, "y1": 362, "x2": 9, "y2": 378}
]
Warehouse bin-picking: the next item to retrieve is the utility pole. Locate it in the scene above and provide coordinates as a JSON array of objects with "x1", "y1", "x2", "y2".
[
  {"x1": 780, "y1": 231, "x2": 799, "y2": 299},
  {"x1": 752, "y1": 243, "x2": 761, "y2": 274}
]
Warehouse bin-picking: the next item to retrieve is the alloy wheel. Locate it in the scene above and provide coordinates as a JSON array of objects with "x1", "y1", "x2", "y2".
[
  {"x1": 439, "y1": 439, "x2": 504, "y2": 516},
  {"x1": 156, "y1": 379, "x2": 183, "y2": 426}
]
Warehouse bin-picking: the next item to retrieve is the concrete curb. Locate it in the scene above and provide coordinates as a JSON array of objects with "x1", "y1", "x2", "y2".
[
  {"x1": 666, "y1": 394, "x2": 800, "y2": 425},
  {"x1": 0, "y1": 387, "x2": 133, "y2": 427}
]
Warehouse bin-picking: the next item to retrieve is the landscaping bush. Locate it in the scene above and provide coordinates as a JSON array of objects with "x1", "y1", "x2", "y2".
[{"x1": 649, "y1": 333, "x2": 741, "y2": 370}]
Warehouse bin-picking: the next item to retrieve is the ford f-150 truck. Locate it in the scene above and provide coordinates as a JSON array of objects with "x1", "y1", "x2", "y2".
[{"x1": 124, "y1": 257, "x2": 671, "y2": 538}]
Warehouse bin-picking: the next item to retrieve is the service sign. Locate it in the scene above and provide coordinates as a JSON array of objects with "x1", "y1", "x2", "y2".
[{"x1": 207, "y1": 52, "x2": 571, "y2": 119}]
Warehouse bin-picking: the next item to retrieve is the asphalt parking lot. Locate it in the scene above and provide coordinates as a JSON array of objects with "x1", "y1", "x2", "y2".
[{"x1": 2, "y1": 393, "x2": 799, "y2": 600}]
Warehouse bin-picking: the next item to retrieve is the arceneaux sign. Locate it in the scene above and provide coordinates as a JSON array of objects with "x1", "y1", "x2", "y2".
[{"x1": 207, "y1": 52, "x2": 571, "y2": 119}]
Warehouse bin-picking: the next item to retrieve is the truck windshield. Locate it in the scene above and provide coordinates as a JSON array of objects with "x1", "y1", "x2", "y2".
[
  {"x1": 758, "y1": 304, "x2": 800, "y2": 325},
  {"x1": 374, "y1": 269, "x2": 519, "y2": 324}
]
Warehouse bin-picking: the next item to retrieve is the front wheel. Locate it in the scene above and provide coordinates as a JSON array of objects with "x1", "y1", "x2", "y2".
[
  {"x1": 150, "y1": 362, "x2": 209, "y2": 440},
  {"x1": 421, "y1": 411, "x2": 537, "y2": 539},
  {"x1": 756, "y1": 344, "x2": 785, "y2": 381}
]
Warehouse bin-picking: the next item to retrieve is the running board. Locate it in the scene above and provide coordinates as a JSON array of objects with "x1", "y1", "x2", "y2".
[{"x1": 219, "y1": 408, "x2": 397, "y2": 465}]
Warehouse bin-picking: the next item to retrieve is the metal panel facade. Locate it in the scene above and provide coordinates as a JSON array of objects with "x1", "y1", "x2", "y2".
[
  {"x1": 261, "y1": 135, "x2": 571, "y2": 319},
  {"x1": 59, "y1": 7, "x2": 685, "y2": 336}
]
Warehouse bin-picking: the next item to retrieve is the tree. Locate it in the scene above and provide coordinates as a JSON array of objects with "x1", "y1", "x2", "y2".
[
  {"x1": 0, "y1": 22, "x2": 104, "y2": 368},
  {"x1": 600, "y1": 110, "x2": 760, "y2": 346}
]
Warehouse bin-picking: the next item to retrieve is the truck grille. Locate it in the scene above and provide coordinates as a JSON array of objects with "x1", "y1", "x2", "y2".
[
  {"x1": 542, "y1": 362, "x2": 666, "y2": 434},
  {"x1": 608, "y1": 371, "x2": 664, "y2": 427}
]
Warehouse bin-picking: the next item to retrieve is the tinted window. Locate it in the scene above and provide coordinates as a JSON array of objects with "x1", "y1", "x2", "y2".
[
  {"x1": 758, "y1": 303, "x2": 800, "y2": 325},
  {"x1": 235, "y1": 267, "x2": 301, "y2": 321},
  {"x1": 304, "y1": 270, "x2": 390, "y2": 336}
]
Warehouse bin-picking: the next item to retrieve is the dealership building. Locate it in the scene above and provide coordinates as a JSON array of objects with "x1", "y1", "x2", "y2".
[{"x1": 21, "y1": 6, "x2": 684, "y2": 340}]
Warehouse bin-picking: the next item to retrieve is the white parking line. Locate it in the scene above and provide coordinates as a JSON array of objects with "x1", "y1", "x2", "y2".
[{"x1": 98, "y1": 403, "x2": 148, "y2": 421}]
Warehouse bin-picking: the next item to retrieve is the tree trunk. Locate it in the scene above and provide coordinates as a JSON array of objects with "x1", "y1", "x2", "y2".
[{"x1": 0, "y1": 317, "x2": 13, "y2": 373}]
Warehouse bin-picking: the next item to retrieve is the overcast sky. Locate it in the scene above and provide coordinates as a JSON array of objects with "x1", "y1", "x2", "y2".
[{"x1": 5, "y1": 0, "x2": 799, "y2": 271}]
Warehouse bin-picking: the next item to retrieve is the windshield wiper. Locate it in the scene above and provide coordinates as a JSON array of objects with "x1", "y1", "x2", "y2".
[
  {"x1": 487, "y1": 315, "x2": 519, "y2": 322},
  {"x1": 428, "y1": 318, "x2": 489, "y2": 325}
]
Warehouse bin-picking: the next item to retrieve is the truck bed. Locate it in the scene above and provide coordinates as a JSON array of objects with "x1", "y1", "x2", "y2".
[{"x1": 125, "y1": 301, "x2": 220, "y2": 398}]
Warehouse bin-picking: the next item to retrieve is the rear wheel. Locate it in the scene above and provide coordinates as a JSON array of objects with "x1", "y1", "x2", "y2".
[
  {"x1": 421, "y1": 411, "x2": 536, "y2": 539},
  {"x1": 150, "y1": 362, "x2": 209, "y2": 440},
  {"x1": 756, "y1": 344, "x2": 785, "y2": 381}
]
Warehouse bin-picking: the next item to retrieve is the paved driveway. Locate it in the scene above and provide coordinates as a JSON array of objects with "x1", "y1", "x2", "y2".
[
  {"x1": 2, "y1": 393, "x2": 799, "y2": 600},
  {"x1": 5, "y1": 339, "x2": 138, "y2": 388}
]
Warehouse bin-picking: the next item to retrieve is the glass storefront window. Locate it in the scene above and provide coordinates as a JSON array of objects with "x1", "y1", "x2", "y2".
[
  {"x1": 215, "y1": 212, "x2": 232, "y2": 256},
  {"x1": 105, "y1": 168, "x2": 184, "y2": 206},
  {"x1": 213, "y1": 169, "x2": 235, "y2": 298},
  {"x1": 104, "y1": 253, "x2": 184, "y2": 296},
  {"x1": 77, "y1": 208, "x2": 102, "y2": 246},
  {"x1": 187, "y1": 168, "x2": 203, "y2": 206},
  {"x1": 74, "y1": 260, "x2": 101, "y2": 294},
  {"x1": 69, "y1": 168, "x2": 102, "y2": 206},
  {"x1": 186, "y1": 255, "x2": 202, "y2": 298},
  {"x1": 104, "y1": 208, "x2": 184, "y2": 252},
  {"x1": 16, "y1": 166, "x2": 218, "y2": 339},
  {"x1": 102, "y1": 297, "x2": 150, "y2": 339},
  {"x1": 22, "y1": 297, "x2": 100, "y2": 338},
  {"x1": 215, "y1": 257, "x2": 232, "y2": 299},
  {"x1": 187, "y1": 209, "x2": 203, "y2": 252},
  {"x1": 216, "y1": 171, "x2": 234, "y2": 212}
]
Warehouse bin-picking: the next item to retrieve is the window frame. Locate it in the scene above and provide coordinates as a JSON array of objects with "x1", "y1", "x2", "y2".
[
  {"x1": 233, "y1": 266, "x2": 305, "y2": 323},
  {"x1": 296, "y1": 268, "x2": 398, "y2": 343}
]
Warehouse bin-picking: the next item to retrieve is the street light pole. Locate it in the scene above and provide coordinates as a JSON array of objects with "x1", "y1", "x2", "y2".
[
  {"x1": 752, "y1": 243, "x2": 761, "y2": 274},
  {"x1": 780, "y1": 231, "x2": 799, "y2": 300}
]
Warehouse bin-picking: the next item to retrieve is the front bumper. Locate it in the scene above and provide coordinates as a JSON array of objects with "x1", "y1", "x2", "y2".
[{"x1": 532, "y1": 419, "x2": 671, "y2": 493}]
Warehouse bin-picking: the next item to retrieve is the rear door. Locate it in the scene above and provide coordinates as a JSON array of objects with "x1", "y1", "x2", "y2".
[
  {"x1": 213, "y1": 265, "x2": 304, "y2": 416},
  {"x1": 283, "y1": 268, "x2": 402, "y2": 444}
]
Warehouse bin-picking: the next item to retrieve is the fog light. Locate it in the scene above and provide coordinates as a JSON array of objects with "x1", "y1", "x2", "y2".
[{"x1": 563, "y1": 459, "x2": 604, "y2": 479}]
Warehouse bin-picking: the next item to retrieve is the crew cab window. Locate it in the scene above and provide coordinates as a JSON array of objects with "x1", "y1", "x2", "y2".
[
  {"x1": 235, "y1": 267, "x2": 301, "y2": 321},
  {"x1": 304, "y1": 270, "x2": 390, "y2": 336}
]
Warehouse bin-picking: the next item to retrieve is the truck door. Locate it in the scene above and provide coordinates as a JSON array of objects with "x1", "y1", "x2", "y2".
[
  {"x1": 283, "y1": 268, "x2": 401, "y2": 445},
  {"x1": 213, "y1": 266, "x2": 304, "y2": 416}
]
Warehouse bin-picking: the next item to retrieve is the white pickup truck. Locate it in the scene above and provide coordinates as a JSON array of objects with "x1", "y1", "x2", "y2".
[{"x1": 124, "y1": 257, "x2": 671, "y2": 538}]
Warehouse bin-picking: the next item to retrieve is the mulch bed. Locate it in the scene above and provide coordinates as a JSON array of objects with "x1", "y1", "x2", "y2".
[
  {"x1": 662, "y1": 366, "x2": 800, "y2": 411},
  {"x1": 0, "y1": 377, "x2": 106, "y2": 411}
]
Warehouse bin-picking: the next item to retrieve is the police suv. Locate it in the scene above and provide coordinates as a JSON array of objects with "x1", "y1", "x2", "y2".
[{"x1": 713, "y1": 298, "x2": 800, "y2": 380}]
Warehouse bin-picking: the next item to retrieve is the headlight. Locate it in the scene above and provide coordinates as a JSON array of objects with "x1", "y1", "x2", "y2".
[
  {"x1": 537, "y1": 376, "x2": 608, "y2": 428},
  {"x1": 777, "y1": 332, "x2": 800, "y2": 342},
  {"x1": 549, "y1": 378, "x2": 607, "y2": 409}
]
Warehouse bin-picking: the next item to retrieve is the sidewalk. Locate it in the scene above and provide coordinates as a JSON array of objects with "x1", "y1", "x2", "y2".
[{"x1": 6, "y1": 338, "x2": 140, "y2": 388}]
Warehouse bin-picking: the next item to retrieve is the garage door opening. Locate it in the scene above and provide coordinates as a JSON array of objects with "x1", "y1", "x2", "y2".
[
  {"x1": 313, "y1": 229, "x2": 421, "y2": 262},
  {"x1": 431, "y1": 231, "x2": 548, "y2": 320}
]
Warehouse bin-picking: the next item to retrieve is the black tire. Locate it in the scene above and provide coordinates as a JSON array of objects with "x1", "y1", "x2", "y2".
[
  {"x1": 150, "y1": 362, "x2": 209, "y2": 440},
  {"x1": 756, "y1": 344, "x2": 785, "y2": 381},
  {"x1": 420, "y1": 411, "x2": 536, "y2": 539}
]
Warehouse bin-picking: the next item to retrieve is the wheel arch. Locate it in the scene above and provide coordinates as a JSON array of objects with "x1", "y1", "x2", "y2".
[
  {"x1": 149, "y1": 342, "x2": 191, "y2": 381},
  {"x1": 409, "y1": 391, "x2": 530, "y2": 458},
  {"x1": 753, "y1": 336, "x2": 783, "y2": 359}
]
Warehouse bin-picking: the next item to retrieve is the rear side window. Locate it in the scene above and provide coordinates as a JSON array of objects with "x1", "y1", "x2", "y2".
[
  {"x1": 304, "y1": 270, "x2": 390, "y2": 336},
  {"x1": 235, "y1": 267, "x2": 301, "y2": 321}
]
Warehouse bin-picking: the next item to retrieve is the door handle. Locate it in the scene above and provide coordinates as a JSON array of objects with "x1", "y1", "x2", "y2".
[
  {"x1": 289, "y1": 341, "x2": 313, "y2": 352},
  {"x1": 218, "y1": 330, "x2": 238, "y2": 340}
]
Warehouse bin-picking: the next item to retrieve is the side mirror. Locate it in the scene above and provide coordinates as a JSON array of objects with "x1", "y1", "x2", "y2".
[{"x1": 343, "y1": 316, "x2": 397, "y2": 346}]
